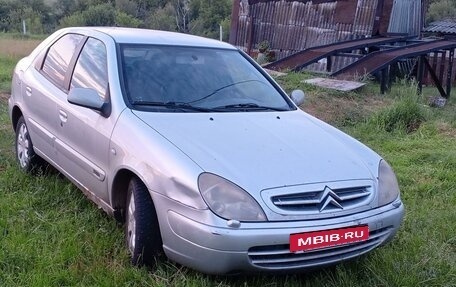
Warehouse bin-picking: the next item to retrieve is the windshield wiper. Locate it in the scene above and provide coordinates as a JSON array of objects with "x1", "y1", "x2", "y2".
[
  {"x1": 131, "y1": 101, "x2": 213, "y2": 112},
  {"x1": 213, "y1": 103, "x2": 288, "y2": 111},
  {"x1": 188, "y1": 79, "x2": 263, "y2": 104}
]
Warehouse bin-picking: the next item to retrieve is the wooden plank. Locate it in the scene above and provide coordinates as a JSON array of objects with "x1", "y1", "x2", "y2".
[{"x1": 303, "y1": 77, "x2": 366, "y2": 91}]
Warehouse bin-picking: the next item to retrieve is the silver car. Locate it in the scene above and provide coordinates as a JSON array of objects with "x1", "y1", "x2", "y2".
[{"x1": 8, "y1": 27, "x2": 404, "y2": 274}]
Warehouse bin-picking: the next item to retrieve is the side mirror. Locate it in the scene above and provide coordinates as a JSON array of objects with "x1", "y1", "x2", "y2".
[
  {"x1": 68, "y1": 88, "x2": 110, "y2": 117},
  {"x1": 291, "y1": 89, "x2": 305, "y2": 106}
]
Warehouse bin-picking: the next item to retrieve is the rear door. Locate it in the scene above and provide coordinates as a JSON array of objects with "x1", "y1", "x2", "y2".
[
  {"x1": 22, "y1": 33, "x2": 84, "y2": 163},
  {"x1": 53, "y1": 37, "x2": 112, "y2": 202}
]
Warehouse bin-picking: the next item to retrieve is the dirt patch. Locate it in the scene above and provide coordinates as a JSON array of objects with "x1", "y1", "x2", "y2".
[
  {"x1": 301, "y1": 91, "x2": 392, "y2": 126},
  {"x1": 435, "y1": 122, "x2": 456, "y2": 138}
]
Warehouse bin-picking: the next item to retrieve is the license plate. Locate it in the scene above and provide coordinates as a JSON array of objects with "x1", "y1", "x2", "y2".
[{"x1": 290, "y1": 225, "x2": 369, "y2": 252}]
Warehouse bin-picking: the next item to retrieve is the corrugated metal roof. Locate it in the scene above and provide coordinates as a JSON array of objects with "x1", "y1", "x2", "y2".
[
  {"x1": 424, "y1": 20, "x2": 456, "y2": 35},
  {"x1": 230, "y1": 0, "x2": 395, "y2": 73},
  {"x1": 387, "y1": 0, "x2": 422, "y2": 37}
]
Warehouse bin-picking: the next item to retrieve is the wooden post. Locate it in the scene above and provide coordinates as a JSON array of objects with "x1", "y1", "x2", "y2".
[
  {"x1": 229, "y1": 0, "x2": 240, "y2": 45},
  {"x1": 326, "y1": 56, "x2": 332, "y2": 73},
  {"x1": 446, "y1": 49, "x2": 454, "y2": 98},
  {"x1": 417, "y1": 55, "x2": 425, "y2": 94},
  {"x1": 423, "y1": 57, "x2": 448, "y2": 98},
  {"x1": 381, "y1": 67, "x2": 389, "y2": 94},
  {"x1": 247, "y1": 16, "x2": 254, "y2": 55}
]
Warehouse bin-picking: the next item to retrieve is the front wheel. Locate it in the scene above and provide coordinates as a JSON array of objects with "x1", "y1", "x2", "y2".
[
  {"x1": 125, "y1": 177, "x2": 162, "y2": 267},
  {"x1": 15, "y1": 116, "x2": 43, "y2": 173}
]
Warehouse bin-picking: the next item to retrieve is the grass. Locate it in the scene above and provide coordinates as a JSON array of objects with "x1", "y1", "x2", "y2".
[{"x1": 0, "y1": 35, "x2": 455, "y2": 286}]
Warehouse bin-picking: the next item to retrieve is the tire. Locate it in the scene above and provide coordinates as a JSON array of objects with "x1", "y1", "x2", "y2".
[
  {"x1": 15, "y1": 116, "x2": 43, "y2": 173},
  {"x1": 125, "y1": 176, "x2": 163, "y2": 267}
]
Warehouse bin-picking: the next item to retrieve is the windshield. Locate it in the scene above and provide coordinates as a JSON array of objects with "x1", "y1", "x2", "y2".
[{"x1": 119, "y1": 45, "x2": 293, "y2": 112}]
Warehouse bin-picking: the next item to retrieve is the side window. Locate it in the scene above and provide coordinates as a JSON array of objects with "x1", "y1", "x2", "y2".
[
  {"x1": 70, "y1": 38, "x2": 108, "y2": 100},
  {"x1": 42, "y1": 34, "x2": 83, "y2": 88}
]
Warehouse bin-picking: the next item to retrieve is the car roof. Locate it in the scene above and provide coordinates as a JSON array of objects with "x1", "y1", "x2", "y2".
[{"x1": 64, "y1": 27, "x2": 236, "y2": 49}]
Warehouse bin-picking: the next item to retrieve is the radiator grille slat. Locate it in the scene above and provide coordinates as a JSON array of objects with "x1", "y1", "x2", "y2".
[
  {"x1": 248, "y1": 227, "x2": 393, "y2": 269},
  {"x1": 270, "y1": 185, "x2": 373, "y2": 213}
]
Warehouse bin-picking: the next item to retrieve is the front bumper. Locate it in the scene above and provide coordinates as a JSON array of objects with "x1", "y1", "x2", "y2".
[{"x1": 153, "y1": 192, "x2": 404, "y2": 275}]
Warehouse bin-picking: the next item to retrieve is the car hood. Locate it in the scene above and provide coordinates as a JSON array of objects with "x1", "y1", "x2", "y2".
[{"x1": 132, "y1": 110, "x2": 375, "y2": 193}]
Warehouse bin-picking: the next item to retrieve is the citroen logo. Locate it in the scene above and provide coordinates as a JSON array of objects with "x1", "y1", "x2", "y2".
[{"x1": 319, "y1": 186, "x2": 343, "y2": 212}]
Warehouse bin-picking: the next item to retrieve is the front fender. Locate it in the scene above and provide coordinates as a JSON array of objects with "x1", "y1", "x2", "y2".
[{"x1": 108, "y1": 109, "x2": 207, "y2": 209}]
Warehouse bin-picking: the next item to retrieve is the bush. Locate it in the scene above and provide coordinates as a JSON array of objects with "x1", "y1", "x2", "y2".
[
  {"x1": 115, "y1": 11, "x2": 142, "y2": 28},
  {"x1": 59, "y1": 3, "x2": 116, "y2": 28},
  {"x1": 427, "y1": 0, "x2": 456, "y2": 23},
  {"x1": 368, "y1": 93, "x2": 426, "y2": 133},
  {"x1": 59, "y1": 12, "x2": 86, "y2": 27},
  {"x1": 83, "y1": 3, "x2": 116, "y2": 26}
]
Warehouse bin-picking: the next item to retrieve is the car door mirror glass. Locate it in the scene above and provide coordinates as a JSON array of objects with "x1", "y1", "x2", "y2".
[
  {"x1": 291, "y1": 89, "x2": 305, "y2": 106},
  {"x1": 68, "y1": 87, "x2": 109, "y2": 116}
]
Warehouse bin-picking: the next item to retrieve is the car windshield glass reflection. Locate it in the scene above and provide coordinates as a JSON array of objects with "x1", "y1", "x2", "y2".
[{"x1": 120, "y1": 45, "x2": 292, "y2": 112}]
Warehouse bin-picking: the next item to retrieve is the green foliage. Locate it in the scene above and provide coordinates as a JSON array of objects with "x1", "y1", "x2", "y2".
[
  {"x1": 0, "y1": 56, "x2": 17, "y2": 92},
  {"x1": 59, "y1": 3, "x2": 116, "y2": 27},
  {"x1": 258, "y1": 40, "x2": 270, "y2": 52},
  {"x1": 84, "y1": 3, "x2": 116, "y2": 26},
  {"x1": 115, "y1": 0, "x2": 139, "y2": 17},
  {"x1": 8, "y1": 7, "x2": 45, "y2": 34},
  {"x1": 145, "y1": 3, "x2": 176, "y2": 31},
  {"x1": 189, "y1": 0, "x2": 231, "y2": 39},
  {"x1": 366, "y1": 84, "x2": 427, "y2": 133},
  {"x1": 0, "y1": 0, "x2": 232, "y2": 40},
  {"x1": 369, "y1": 97, "x2": 426, "y2": 133},
  {"x1": 220, "y1": 16, "x2": 230, "y2": 41},
  {"x1": 427, "y1": 0, "x2": 456, "y2": 23},
  {"x1": 115, "y1": 10, "x2": 143, "y2": 28},
  {"x1": 58, "y1": 11, "x2": 86, "y2": 27}
]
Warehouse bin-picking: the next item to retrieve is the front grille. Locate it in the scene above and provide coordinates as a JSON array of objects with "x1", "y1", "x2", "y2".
[
  {"x1": 270, "y1": 185, "x2": 373, "y2": 213},
  {"x1": 248, "y1": 227, "x2": 393, "y2": 269}
]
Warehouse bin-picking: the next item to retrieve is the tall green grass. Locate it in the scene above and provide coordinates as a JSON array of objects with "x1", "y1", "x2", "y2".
[
  {"x1": 367, "y1": 94, "x2": 426, "y2": 133},
  {"x1": 0, "y1": 56, "x2": 18, "y2": 92}
]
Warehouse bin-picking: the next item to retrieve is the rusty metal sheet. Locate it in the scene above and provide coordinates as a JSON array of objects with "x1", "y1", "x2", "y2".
[
  {"x1": 388, "y1": 0, "x2": 422, "y2": 37},
  {"x1": 334, "y1": 40, "x2": 456, "y2": 80},
  {"x1": 231, "y1": 0, "x2": 391, "y2": 73}
]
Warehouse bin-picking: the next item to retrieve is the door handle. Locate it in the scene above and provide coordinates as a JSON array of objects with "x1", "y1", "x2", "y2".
[
  {"x1": 25, "y1": 86, "x2": 32, "y2": 97},
  {"x1": 59, "y1": 110, "x2": 68, "y2": 123},
  {"x1": 92, "y1": 169, "x2": 105, "y2": 181}
]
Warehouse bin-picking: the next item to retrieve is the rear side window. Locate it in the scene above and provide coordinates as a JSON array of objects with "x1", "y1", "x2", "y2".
[
  {"x1": 41, "y1": 33, "x2": 83, "y2": 88},
  {"x1": 70, "y1": 38, "x2": 108, "y2": 100}
]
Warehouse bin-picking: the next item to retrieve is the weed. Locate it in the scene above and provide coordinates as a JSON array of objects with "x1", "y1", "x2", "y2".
[{"x1": 365, "y1": 82, "x2": 427, "y2": 133}]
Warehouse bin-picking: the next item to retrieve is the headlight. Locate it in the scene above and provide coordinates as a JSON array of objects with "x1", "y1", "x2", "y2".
[
  {"x1": 378, "y1": 160, "x2": 400, "y2": 206},
  {"x1": 198, "y1": 173, "x2": 267, "y2": 222}
]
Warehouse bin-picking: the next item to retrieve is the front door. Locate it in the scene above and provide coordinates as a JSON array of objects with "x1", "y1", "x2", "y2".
[{"x1": 54, "y1": 37, "x2": 112, "y2": 202}]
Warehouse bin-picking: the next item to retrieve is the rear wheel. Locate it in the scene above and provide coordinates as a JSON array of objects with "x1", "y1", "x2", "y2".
[
  {"x1": 15, "y1": 116, "x2": 43, "y2": 173},
  {"x1": 125, "y1": 176, "x2": 162, "y2": 267}
]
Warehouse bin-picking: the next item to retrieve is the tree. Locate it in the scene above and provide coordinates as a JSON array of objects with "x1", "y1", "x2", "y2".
[
  {"x1": 427, "y1": 0, "x2": 456, "y2": 23},
  {"x1": 173, "y1": 0, "x2": 190, "y2": 32},
  {"x1": 0, "y1": 0, "x2": 232, "y2": 38},
  {"x1": 4, "y1": 0, "x2": 51, "y2": 33},
  {"x1": 116, "y1": 10, "x2": 143, "y2": 27},
  {"x1": 115, "y1": 0, "x2": 138, "y2": 17},
  {"x1": 189, "y1": 0, "x2": 231, "y2": 39},
  {"x1": 145, "y1": 2, "x2": 176, "y2": 31},
  {"x1": 83, "y1": 3, "x2": 116, "y2": 26},
  {"x1": 56, "y1": 0, "x2": 77, "y2": 17},
  {"x1": 60, "y1": 3, "x2": 116, "y2": 27}
]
